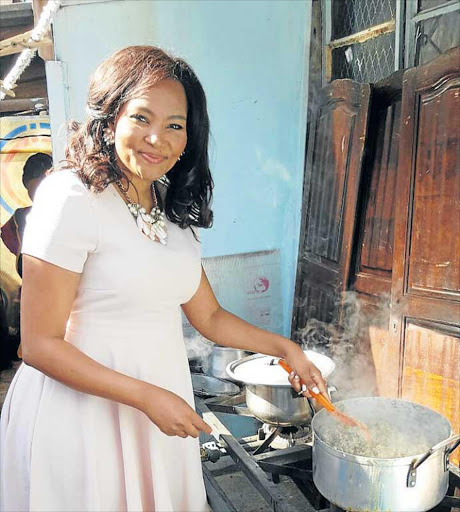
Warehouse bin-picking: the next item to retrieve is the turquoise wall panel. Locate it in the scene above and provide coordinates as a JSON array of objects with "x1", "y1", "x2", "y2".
[{"x1": 52, "y1": 0, "x2": 311, "y2": 336}]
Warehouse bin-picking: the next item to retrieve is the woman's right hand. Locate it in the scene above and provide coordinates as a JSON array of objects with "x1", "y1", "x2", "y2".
[{"x1": 140, "y1": 385, "x2": 212, "y2": 438}]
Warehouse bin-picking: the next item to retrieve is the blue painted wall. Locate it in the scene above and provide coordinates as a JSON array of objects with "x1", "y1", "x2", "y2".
[{"x1": 52, "y1": 0, "x2": 311, "y2": 336}]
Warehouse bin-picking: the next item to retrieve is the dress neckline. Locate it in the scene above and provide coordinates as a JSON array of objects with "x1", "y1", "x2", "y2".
[
  {"x1": 108, "y1": 182, "x2": 172, "y2": 241},
  {"x1": 109, "y1": 183, "x2": 140, "y2": 225}
]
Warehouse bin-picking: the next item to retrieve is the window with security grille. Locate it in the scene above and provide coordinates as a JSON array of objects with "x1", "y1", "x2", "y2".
[
  {"x1": 415, "y1": 9, "x2": 460, "y2": 65},
  {"x1": 324, "y1": 0, "x2": 460, "y2": 83},
  {"x1": 331, "y1": 31, "x2": 395, "y2": 83},
  {"x1": 404, "y1": 0, "x2": 460, "y2": 68},
  {"x1": 419, "y1": 0, "x2": 452, "y2": 9},
  {"x1": 332, "y1": 0, "x2": 396, "y2": 39},
  {"x1": 326, "y1": 0, "x2": 397, "y2": 84}
]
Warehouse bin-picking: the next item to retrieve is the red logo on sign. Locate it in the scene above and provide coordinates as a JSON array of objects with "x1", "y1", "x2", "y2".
[{"x1": 254, "y1": 277, "x2": 269, "y2": 293}]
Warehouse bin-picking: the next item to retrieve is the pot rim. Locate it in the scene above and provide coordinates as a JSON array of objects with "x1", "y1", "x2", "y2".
[
  {"x1": 311, "y1": 397, "x2": 453, "y2": 465},
  {"x1": 226, "y1": 350, "x2": 335, "y2": 386},
  {"x1": 312, "y1": 432, "x2": 452, "y2": 466}
]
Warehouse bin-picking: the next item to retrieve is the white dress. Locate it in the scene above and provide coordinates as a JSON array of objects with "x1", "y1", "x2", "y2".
[{"x1": 0, "y1": 169, "x2": 208, "y2": 512}]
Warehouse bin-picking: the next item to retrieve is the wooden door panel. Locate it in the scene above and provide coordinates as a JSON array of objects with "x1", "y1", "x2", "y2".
[
  {"x1": 357, "y1": 100, "x2": 400, "y2": 277},
  {"x1": 292, "y1": 80, "x2": 370, "y2": 339},
  {"x1": 368, "y1": 322, "x2": 399, "y2": 397},
  {"x1": 393, "y1": 47, "x2": 460, "y2": 319},
  {"x1": 407, "y1": 84, "x2": 460, "y2": 298},
  {"x1": 392, "y1": 48, "x2": 460, "y2": 452},
  {"x1": 306, "y1": 103, "x2": 355, "y2": 262},
  {"x1": 349, "y1": 72, "x2": 404, "y2": 400},
  {"x1": 401, "y1": 321, "x2": 460, "y2": 463},
  {"x1": 356, "y1": 101, "x2": 398, "y2": 280},
  {"x1": 362, "y1": 302, "x2": 398, "y2": 398},
  {"x1": 353, "y1": 71, "x2": 404, "y2": 300},
  {"x1": 297, "y1": 281, "x2": 336, "y2": 326}
]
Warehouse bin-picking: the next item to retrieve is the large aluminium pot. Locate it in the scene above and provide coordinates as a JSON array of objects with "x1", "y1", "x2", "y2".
[
  {"x1": 311, "y1": 397, "x2": 460, "y2": 512},
  {"x1": 226, "y1": 350, "x2": 335, "y2": 426}
]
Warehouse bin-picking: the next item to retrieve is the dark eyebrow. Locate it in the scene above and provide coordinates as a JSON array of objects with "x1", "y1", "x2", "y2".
[{"x1": 137, "y1": 106, "x2": 186, "y2": 121}]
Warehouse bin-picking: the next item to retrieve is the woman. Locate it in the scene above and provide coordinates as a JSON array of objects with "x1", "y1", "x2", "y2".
[{"x1": 0, "y1": 46, "x2": 327, "y2": 512}]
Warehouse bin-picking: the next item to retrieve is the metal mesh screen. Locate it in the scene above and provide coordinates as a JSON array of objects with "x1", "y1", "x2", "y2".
[
  {"x1": 416, "y1": 11, "x2": 460, "y2": 65},
  {"x1": 332, "y1": 0, "x2": 396, "y2": 39},
  {"x1": 331, "y1": 32, "x2": 395, "y2": 83}
]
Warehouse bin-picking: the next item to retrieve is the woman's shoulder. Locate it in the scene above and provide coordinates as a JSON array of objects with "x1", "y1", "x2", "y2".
[
  {"x1": 31, "y1": 169, "x2": 97, "y2": 224},
  {"x1": 23, "y1": 170, "x2": 98, "y2": 271},
  {"x1": 38, "y1": 169, "x2": 90, "y2": 196},
  {"x1": 35, "y1": 169, "x2": 95, "y2": 211}
]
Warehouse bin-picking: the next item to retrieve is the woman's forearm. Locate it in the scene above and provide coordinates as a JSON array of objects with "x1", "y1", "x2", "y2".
[
  {"x1": 183, "y1": 271, "x2": 327, "y2": 394},
  {"x1": 197, "y1": 306, "x2": 302, "y2": 359},
  {"x1": 22, "y1": 335, "x2": 150, "y2": 411}
]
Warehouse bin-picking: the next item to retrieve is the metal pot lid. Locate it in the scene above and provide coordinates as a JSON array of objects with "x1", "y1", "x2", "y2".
[
  {"x1": 191, "y1": 373, "x2": 241, "y2": 398},
  {"x1": 226, "y1": 350, "x2": 335, "y2": 386}
]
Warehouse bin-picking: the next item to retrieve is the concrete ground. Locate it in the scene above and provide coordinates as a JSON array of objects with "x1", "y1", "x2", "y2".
[{"x1": 205, "y1": 455, "x2": 315, "y2": 511}]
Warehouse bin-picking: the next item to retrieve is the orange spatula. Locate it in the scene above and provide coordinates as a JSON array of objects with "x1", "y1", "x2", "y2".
[{"x1": 278, "y1": 359, "x2": 370, "y2": 441}]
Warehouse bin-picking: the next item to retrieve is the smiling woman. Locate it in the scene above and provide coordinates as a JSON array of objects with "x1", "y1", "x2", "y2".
[
  {"x1": 110, "y1": 79, "x2": 189, "y2": 245},
  {"x1": 65, "y1": 45, "x2": 214, "y2": 230},
  {"x1": 0, "y1": 45, "x2": 327, "y2": 512}
]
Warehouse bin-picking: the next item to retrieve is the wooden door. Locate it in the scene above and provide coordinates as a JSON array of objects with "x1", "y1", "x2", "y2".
[
  {"x1": 292, "y1": 80, "x2": 370, "y2": 348},
  {"x1": 350, "y1": 70, "x2": 404, "y2": 398},
  {"x1": 391, "y1": 47, "x2": 460, "y2": 463}
]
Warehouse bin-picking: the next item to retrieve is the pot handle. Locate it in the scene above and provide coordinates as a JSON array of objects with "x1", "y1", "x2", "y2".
[
  {"x1": 446, "y1": 434, "x2": 460, "y2": 456},
  {"x1": 407, "y1": 433, "x2": 460, "y2": 488},
  {"x1": 412, "y1": 433, "x2": 460, "y2": 470}
]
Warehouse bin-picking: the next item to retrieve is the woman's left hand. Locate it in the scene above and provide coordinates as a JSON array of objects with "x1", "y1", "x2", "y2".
[{"x1": 284, "y1": 344, "x2": 328, "y2": 399}]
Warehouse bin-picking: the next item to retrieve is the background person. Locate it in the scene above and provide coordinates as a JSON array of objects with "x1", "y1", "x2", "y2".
[
  {"x1": 0, "y1": 153, "x2": 52, "y2": 363},
  {"x1": 1, "y1": 152, "x2": 53, "y2": 277}
]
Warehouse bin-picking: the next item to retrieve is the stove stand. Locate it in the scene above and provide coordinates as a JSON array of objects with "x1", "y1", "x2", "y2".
[{"x1": 196, "y1": 396, "x2": 460, "y2": 512}]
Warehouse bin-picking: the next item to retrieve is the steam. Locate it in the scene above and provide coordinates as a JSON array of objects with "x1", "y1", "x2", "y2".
[
  {"x1": 184, "y1": 334, "x2": 213, "y2": 363},
  {"x1": 296, "y1": 291, "x2": 390, "y2": 400}
]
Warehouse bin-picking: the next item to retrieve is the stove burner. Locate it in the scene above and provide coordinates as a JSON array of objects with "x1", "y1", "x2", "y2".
[
  {"x1": 257, "y1": 423, "x2": 312, "y2": 451},
  {"x1": 277, "y1": 425, "x2": 311, "y2": 441},
  {"x1": 254, "y1": 424, "x2": 312, "y2": 455}
]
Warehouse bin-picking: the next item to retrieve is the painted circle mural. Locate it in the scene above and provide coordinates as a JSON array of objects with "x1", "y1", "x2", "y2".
[{"x1": 0, "y1": 116, "x2": 52, "y2": 327}]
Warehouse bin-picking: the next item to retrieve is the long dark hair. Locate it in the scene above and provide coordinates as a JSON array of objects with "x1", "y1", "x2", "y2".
[{"x1": 63, "y1": 46, "x2": 213, "y2": 229}]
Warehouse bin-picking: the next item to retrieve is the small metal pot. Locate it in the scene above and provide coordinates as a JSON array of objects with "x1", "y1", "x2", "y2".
[
  {"x1": 311, "y1": 397, "x2": 460, "y2": 512},
  {"x1": 244, "y1": 382, "x2": 317, "y2": 426},
  {"x1": 226, "y1": 351, "x2": 336, "y2": 426},
  {"x1": 202, "y1": 345, "x2": 248, "y2": 380}
]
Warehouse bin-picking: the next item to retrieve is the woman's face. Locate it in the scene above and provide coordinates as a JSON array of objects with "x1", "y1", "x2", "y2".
[{"x1": 112, "y1": 78, "x2": 188, "y2": 183}]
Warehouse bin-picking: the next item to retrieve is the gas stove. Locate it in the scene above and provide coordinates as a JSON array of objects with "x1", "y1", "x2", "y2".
[{"x1": 196, "y1": 392, "x2": 460, "y2": 512}]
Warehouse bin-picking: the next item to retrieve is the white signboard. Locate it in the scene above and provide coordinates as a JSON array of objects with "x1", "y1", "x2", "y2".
[{"x1": 182, "y1": 250, "x2": 282, "y2": 355}]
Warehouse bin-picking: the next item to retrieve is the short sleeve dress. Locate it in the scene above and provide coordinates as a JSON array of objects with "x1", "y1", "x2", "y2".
[{"x1": 0, "y1": 169, "x2": 208, "y2": 512}]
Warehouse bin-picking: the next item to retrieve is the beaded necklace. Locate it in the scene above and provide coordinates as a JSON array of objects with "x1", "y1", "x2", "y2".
[{"x1": 115, "y1": 180, "x2": 167, "y2": 245}]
